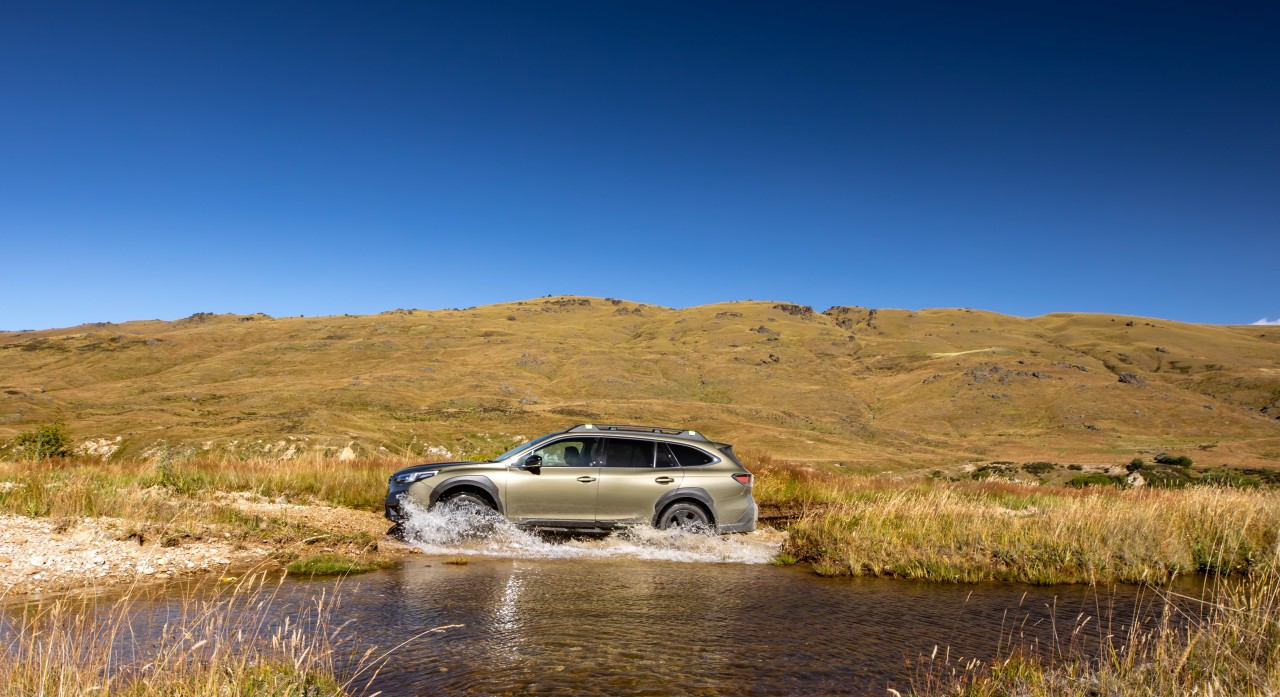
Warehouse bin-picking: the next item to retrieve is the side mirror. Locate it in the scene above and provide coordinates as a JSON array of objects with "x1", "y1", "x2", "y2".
[{"x1": 522, "y1": 455, "x2": 542, "y2": 473}]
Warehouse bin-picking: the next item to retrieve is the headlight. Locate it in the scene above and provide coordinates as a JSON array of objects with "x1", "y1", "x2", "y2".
[{"x1": 393, "y1": 470, "x2": 438, "y2": 485}]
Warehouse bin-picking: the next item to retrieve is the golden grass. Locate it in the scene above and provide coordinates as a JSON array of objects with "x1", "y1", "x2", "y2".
[
  {"x1": 915, "y1": 560, "x2": 1280, "y2": 695},
  {"x1": 746, "y1": 451, "x2": 1280, "y2": 585},
  {"x1": 1, "y1": 573, "x2": 352, "y2": 695},
  {"x1": 0, "y1": 454, "x2": 421, "y2": 518},
  {"x1": 2, "y1": 296, "x2": 1276, "y2": 469}
]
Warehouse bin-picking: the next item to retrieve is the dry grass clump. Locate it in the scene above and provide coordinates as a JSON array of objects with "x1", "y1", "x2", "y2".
[
  {"x1": 744, "y1": 451, "x2": 1280, "y2": 585},
  {"x1": 916, "y1": 560, "x2": 1280, "y2": 695},
  {"x1": 0, "y1": 573, "x2": 356, "y2": 695}
]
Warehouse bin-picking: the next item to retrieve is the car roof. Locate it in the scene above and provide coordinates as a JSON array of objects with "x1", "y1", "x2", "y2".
[{"x1": 559, "y1": 424, "x2": 722, "y2": 448}]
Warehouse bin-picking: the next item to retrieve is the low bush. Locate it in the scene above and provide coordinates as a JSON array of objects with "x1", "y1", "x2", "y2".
[
  {"x1": 1155, "y1": 452, "x2": 1194, "y2": 467},
  {"x1": 1021, "y1": 461, "x2": 1055, "y2": 476},
  {"x1": 1066, "y1": 473, "x2": 1122, "y2": 488},
  {"x1": 10, "y1": 420, "x2": 71, "y2": 460}
]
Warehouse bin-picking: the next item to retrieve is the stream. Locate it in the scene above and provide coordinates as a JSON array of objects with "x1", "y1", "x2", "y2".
[{"x1": 9, "y1": 508, "x2": 1206, "y2": 695}]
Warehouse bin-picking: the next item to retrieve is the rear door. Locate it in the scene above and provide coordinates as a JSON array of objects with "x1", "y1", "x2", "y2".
[{"x1": 595, "y1": 438, "x2": 684, "y2": 524}]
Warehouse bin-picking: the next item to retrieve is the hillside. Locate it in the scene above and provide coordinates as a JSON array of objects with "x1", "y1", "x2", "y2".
[{"x1": 2, "y1": 297, "x2": 1278, "y2": 471}]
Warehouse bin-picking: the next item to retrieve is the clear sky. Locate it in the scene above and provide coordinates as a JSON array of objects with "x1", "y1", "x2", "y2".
[{"x1": 2, "y1": 1, "x2": 1277, "y2": 329}]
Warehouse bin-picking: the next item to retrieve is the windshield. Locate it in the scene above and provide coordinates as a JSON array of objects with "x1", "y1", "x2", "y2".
[{"x1": 490, "y1": 432, "x2": 559, "y2": 462}]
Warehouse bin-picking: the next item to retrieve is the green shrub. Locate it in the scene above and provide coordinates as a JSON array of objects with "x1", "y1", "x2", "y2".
[
  {"x1": 1067, "y1": 473, "x2": 1122, "y2": 488},
  {"x1": 1155, "y1": 453, "x2": 1194, "y2": 467},
  {"x1": 1141, "y1": 466, "x2": 1197, "y2": 488},
  {"x1": 1128, "y1": 458, "x2": 1145, "y2": 471},
  {"x1": 1022, "y1": 461, "x2": 1055, "y2": 476},
  {"x1": 11, "y1": 419, "x2": 71, "y2": 460}
]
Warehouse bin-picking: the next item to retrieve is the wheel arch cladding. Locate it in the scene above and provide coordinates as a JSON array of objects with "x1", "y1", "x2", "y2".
[
  {"x1": 653, "y1": 488, "x2": 716, "y2": 526},
  {"x1": 429, "y1": 476, "x2": 502, "y2": 513}
]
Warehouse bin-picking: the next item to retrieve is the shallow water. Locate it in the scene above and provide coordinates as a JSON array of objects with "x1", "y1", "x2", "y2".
[
  {"x1": 328, "y1": 557, "x2": 1196, "y2": 695},
  {"x1": 8, "y1": 507, "x2": 1207, "y2": 695}
]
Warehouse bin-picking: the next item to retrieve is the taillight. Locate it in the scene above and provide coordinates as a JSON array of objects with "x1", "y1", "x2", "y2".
[{"x1": 732, "y1": 473, "x2": 752, "y2": 486}]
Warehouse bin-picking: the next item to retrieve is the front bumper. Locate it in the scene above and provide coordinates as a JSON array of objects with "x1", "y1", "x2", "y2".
[{"x1": 385, "y1": 491, "x2": 404, "y2": 522}]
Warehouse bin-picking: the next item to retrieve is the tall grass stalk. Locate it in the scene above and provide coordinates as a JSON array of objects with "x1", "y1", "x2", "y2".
[
  {"x1": 914, "y1": 557, "x2": 1280, "y2": 694},
  {"x1": 0, "y1": 572, "x2": 366, "y2": 695}
]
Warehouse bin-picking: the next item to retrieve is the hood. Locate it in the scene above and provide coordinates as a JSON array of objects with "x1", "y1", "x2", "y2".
[{"x1": 391, "y1": 461, "x2": 482, "y2": 477}]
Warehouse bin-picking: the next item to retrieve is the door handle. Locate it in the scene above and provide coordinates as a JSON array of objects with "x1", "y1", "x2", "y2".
[
  {"x1": 576, "y1": 476, "x2": 597, "y2": 483},
  {"x1": 655, "y1": 476, "x2": 675, "y2": 484}
]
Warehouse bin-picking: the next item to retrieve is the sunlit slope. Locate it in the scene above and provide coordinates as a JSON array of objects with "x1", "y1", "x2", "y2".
[{"x1": 1, "y1": 297, "x2": 1277, "y2": 468}]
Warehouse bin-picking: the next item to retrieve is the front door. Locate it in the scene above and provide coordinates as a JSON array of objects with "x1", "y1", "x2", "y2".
[{"x1": 505, "y1": 437, "x2": 602, "y2": 522}]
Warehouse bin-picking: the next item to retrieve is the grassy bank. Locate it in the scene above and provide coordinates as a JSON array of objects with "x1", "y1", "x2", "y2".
[
  {"x1": 6, "y1": 452, "x2": 1280, "y2": 587},
  {"x1": 0, "y1": 456, "x2": 415, "y2": 574},
  {"x1": 913, "y1": 559, "x2": 1280, "y2": 695},
  {"x1": 745, "y1": 452, "x2": 1280, "y2": 585}
]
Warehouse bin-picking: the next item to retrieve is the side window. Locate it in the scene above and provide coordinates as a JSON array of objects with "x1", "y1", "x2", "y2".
[
  {"x1": 604, "y1": 438, "x2": 654, "y2": 468},
  {"x1": 655, "y1": 443, "x2": 680, "y2": 468},
  {"x1": 668, "y1": 443, "x2": 715, "y2": 467},
  {"x1": 531, "y1": 438, "x2": 601, "y2": 467}
]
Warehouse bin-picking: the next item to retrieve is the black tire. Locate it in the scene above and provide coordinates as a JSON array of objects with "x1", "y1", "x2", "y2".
[
  {"x1": 657, "y1": 501, "x2": 712, "y2": 532},
  {"x1": 439, "y1": 491, "x2": 497, "y2": 515}
]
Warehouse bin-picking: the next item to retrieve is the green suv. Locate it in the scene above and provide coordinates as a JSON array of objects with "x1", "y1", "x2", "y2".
[{"x1": 385, "y1": 424, "x2": 757, "y2": 533}]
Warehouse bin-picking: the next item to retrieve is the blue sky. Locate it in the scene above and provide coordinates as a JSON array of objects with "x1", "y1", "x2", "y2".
[{"x1": 2, "y1": 1, "x2": 1277, "y2": 329}]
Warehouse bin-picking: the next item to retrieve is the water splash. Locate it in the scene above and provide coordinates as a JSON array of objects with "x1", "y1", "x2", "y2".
[{"x1": 398, "y1": 499, "x2": 784, "y2": 564}]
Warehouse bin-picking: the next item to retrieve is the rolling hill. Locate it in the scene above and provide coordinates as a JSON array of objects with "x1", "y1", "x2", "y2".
[{"x1": 2, "y1": 296, "x2": 1278, "y2": 471}]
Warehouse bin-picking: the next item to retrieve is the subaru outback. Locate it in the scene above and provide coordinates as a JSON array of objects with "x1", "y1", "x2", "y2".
[{"x1": 385, "y1": 424, "x2": 757, "y2": 534}]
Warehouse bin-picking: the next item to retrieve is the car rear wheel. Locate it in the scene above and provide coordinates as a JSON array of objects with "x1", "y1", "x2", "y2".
[{"x1": 658, "y1": 501, "x2": 711, "y2": 532}]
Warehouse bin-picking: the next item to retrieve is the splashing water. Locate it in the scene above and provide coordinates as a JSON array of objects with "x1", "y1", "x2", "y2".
[{"x1": 398, "y1": 499, "x2": 784, "y2": 564}]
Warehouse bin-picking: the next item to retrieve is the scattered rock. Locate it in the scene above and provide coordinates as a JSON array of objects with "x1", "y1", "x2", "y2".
[
  {"x1": 771, "y1": 303, "x2": 814, "y2": 319},
  {"x1": 1117, "y1": 373, "x2": 1146, "y2": 387}
]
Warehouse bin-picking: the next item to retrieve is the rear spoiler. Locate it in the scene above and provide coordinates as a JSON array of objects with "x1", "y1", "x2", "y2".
[{"x1": 714, "y1": 442, "x2": 744, "y2": 466}]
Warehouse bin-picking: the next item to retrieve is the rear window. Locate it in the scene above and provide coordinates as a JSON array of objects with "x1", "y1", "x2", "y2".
[
  {"x1": 604, "y1": 438, "x2": 655, "y2": 468},
  {"x1": 667, "y1": 443, "x2": 715, "y2": 467}
]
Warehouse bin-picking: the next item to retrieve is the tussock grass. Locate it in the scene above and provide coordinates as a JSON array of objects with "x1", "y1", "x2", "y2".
[
  {"x1": 0, "y1": 573, "x2": 369, "y2": 695},
  {"x1": 745, "y1": 451, "x2": 1280, "y2": 585},
  {"x1": 915, "y1": 560, "x2": 1280, "y2": 694},
  {"x1": 0, "y1": 454, "x2": 428, "y2": 519},
  {"x1": 0, "y1": 456, "x2": 411, "y2": 553}
]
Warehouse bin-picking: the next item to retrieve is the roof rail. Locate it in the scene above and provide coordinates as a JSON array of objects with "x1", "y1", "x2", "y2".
[{"x1": 567, "y1": 424, "x2": 711, "y2": 442}]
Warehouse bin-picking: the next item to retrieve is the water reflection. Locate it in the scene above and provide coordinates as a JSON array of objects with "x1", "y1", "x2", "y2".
[{"x1": 329, "y1": 558, "x2": 1196, "y2": 695}]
